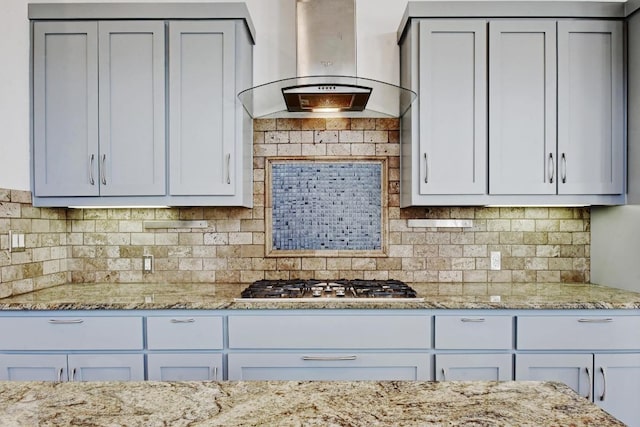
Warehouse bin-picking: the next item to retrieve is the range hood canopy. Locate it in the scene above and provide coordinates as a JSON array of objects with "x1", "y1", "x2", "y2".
[{"x1": 238, "y1": 0, "x2": 416, "y2": 118}]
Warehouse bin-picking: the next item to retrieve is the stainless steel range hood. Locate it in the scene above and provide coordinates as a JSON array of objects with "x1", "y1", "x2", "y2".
[{"x1": 238, "y1": 0, "x2": 416, "y2": 118}]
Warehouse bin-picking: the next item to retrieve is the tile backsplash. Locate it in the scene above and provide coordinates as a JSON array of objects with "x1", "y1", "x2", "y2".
[{"x1": 0, "y1": 118, "x2": 590, "y2": 297}]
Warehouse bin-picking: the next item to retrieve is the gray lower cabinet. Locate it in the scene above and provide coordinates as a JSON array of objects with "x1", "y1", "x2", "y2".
[
  {"x1": 147, "y1": 353, "x2": 222, "y2": 381},
  {"x1": 227, "y1": 313, "x2": 432, "y2": 381},
  {"x1": 515, "y1": 353, "x2": 640, "y2": 427},
  {"x1": 228, "y1": 353, "x2": 431, "y2": 381},
  {"x1": 0, "y1": 353, "x2": 144, "y2": 381},
  {"x1": 33, "y1": 20, "x2": 165, "y2": 198},
  {"x1": 435, "y1": 354, "x2": 512, "y2": 381}
]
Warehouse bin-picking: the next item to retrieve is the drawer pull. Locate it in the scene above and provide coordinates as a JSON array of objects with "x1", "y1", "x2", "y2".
[
  {"x1": 48, "y1": 319, "x2": 84, "y2": 325},
  {"x1": 301, "y1": 355, "x2": 357, "y2": 361},
  {"x1": 170, "y1": 318, "x2": 196, "y2": 323},
  {"x1": 461, "y1": 318, "x2": 485, "y2": 323},
  {"x1": 577, "y1": 318, "x2": 613, "y2": 323}
]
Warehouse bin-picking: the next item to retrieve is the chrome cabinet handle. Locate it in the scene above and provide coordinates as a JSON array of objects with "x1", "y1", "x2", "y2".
[
  {"x1": 461, "y1": 318, "x2": 485, "y2": 323},
  {"x1": 301, "y1": 355, "x2": 357, "y2": 361},
  {"x1": 548, "y1": 153, "x2": 554, "y2": 184},
  {"x1": 599, "y1": 367, "x2": 607, "y2": 401},
  {"x1": 57, "y1": 368, "x2": 64, "y2": 382},
  {"x1": 423, "y1": 152, "x2": 428, "y2": 183},
  {"x1": 561, "y1": 153, "x2": 567, "y2": 183},
  {"x1": 101, "y1": 154, "x2": 107, "y2": 185},
  {"x1": 48, "y1": 319, "x2": 84, "y2": 324},
  {"x1": 70, "y1": 368, "x2": 77, "y2": 382},
  {"x1": 578, "y1": 318, "x2": 613, "y2": 323},
  {"x1": 226, "y1": 153, "x2": 231, "y2": 184},
  {"x1": 441, "y1": 368, "x2": 447, "y2": 381},
  {"x1": 170, "y1": 318, "x2": 195, "y2": 323},
  {"x1": 212, "y1": 366, "x2": 218, "y2": 380},
  {"x1": 89, "y1": 154, "x2": 95, "y2": 185},
  {"x1": 586, "y1": 367, "x2": 592, "y2": 400}
]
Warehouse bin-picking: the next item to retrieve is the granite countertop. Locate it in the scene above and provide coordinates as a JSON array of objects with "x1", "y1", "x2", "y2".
[
  {"x1": 0, "y1": 281, "x2": 639, "y2": 310},
  {"x1": 0, "y1": 380, "x2": 624, "y2": 426}
]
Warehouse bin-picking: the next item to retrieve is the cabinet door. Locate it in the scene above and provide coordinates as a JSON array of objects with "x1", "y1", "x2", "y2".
[
  {"x1": 516, "y1": 354, "x2": 594, "y2": 399},
  {"x1": 33, "y1": 21, "x2": 99, "y2": 197},
  {"x1": 594, "y1": 354, "x2": 640, "y2": 427},
  {"x1": 169, "y1": 21, "x2": 236, "y2": 196},
  {"x1": 147, "y1": 353, "x2": 222, "y2": 381},
  {"x1": 557, "y1": 20, "x2": 624, "y2": 195},
  {"x1": 98, "y1": 21, "x2": 165, "y2": 196},
  {"x1": 489, "y1": 21, "x2": 557, "y2": 195},
  {"x1": 435, "y1": 354, "x2": 512, "y2": 381},
  {"x1": 418, "y1": 20, "x2": 487, "y2": 194},
  {"x1": 228, "y1": 353, "x2": 431, "y2": 381},
  {"x1": 68, "y1": 354, "x2": 144, "y2": 381},
  {"x1": 0, "y1": 354, "x2": 67, "y2": 381}
]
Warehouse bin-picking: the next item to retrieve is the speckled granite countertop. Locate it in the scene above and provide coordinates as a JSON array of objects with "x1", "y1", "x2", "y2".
[
  {"x1": 0, "y1": 380, "x2": 624, "y2": 426},
  {"x1": 0, "y1": 281, "x2": 639, "y2": 310}
]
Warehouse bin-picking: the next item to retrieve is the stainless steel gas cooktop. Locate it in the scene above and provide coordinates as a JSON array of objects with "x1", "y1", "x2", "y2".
[{"x1": 237, "y1": 279, "x2": 423, "y2": 302}]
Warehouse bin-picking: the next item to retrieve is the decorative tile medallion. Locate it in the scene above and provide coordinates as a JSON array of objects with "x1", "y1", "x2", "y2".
[{"x1": 270, "y1": 160, "x2": 383, "y2": 251}]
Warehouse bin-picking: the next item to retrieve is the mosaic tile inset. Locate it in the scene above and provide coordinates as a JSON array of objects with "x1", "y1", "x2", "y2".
[{"x1": 271, "y1": 162, "x2": 382, "y2": 251}]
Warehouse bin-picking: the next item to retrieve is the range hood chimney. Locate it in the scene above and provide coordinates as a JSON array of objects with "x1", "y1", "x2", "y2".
[{"x1": 238, "y1": 0, "x2": 416, "y2": 118}]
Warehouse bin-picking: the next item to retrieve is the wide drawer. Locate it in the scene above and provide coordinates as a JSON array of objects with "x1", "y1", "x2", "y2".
[
  {"x1": 517, "y1": 315, "x2": 640, "y2": 350},
  {"x1": 0, "y1": 316, "x2": 143, "y2": 350},
  {"x1": 228, "y1": 315, "x2": 431, "y2": 349},
  {"x1": 435, "y1": 315, "x2": 513, "y2": 349},
  {"x1": 227, "y1": 352, "x2": 431, "y2": 380},
  {"x1": 146, "y1": 316, "x2": 223, "y2": 350}
]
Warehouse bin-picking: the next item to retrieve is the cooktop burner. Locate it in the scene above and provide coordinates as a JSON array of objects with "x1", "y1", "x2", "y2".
[{"x1": 239, "y1": 279, "x2": 421, "y2": 301}]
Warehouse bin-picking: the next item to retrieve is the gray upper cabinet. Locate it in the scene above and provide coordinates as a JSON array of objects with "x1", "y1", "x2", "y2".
[
  {"x1": 98, "y1": 21, "x2": 166, "y2": 197},
  {"x1": 33, "y1": 22, "x2": 99, "y2": 197},
  {"x1": 33, "y1": 21, "x2": 165, "y2": 198},
  {"x1": 557, "y1": 20, "x2": 624, "y2": 195},
  {"x1": 489, "y1": 21, "x2": 557, "y2": 195},
  {"x1": 169, "y1": 21, "x2": 236, "y2": 197},
  {"x1": 30, "y1": 3, "x2": 254, "y2": 207},
  {"x1": 398, "y1": 4, "x2": 626, "y2": 206},
  {"x1": 417, "y1": 20, "x2": 487, "y2": 195}
]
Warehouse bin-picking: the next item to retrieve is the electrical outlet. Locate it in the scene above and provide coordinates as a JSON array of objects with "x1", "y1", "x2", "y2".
[
  {"x1": 9, "y1": 230, "x2": 26, "y2": 253},
  {"x1": 142, "y1": 255, "x2": 154, "y2": 273},
  {"x1": 490, "y1": 251, "x2": 501, "y2": 270}
]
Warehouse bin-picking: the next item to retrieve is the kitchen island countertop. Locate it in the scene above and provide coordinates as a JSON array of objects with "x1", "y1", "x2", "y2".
[
  {"x1": 0, "y1": 281, "x2": 639, "y2": 310},
  {"x1": 0, "y1": 380, "x2": 625, "y2": 426}
]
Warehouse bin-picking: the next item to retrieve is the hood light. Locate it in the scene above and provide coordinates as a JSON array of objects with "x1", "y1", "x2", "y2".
[{"x1": 312, "y1": 107, "x2": 342, "y2": 113}]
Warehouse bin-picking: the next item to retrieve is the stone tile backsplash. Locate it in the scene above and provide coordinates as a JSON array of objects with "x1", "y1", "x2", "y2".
[{"x1": 0, "y1": 118, "x2": 590, "y2": 297}]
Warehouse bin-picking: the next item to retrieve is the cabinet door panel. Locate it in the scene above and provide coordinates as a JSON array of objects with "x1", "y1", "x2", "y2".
[
  {"x1": 98, "y1": 21, "x2": 165, "y2": 196},
  {"x1": 169, "y1": 21, "x2": 236, "y2": 196},
  {"x1": 557, "y1": 20, "x2": 624, "y2": 195},
  {"x1": 147, "y1": 353, "x2": 222, "y2": 381},
  {"x1": 0, "y1": 354, "x2": 67, "y2": 381},
  {"x1": 594, "y1": 354, "x2": 640, "y2": 427},
  {"x1": 489, "y1": 21, "x2": 556, "y2": 194},
  {"x1": 33, "y1": 22, "x2": 99, "y2": 197},
  {"x1": 516, "y1": 353, "x2": 593, "y2": 399},
  {"x1": 435, "y1": 354, "x2": 512, "y2": 381},
  {"x1": 68, "y1": 354, "x2": 144, "y2": 381},
  {"x1": 228, "y1": 353, "x2": 431, "y2": 381},
  {"x1": 418, "y1": 20, "x2": 487, "y2": 195}
]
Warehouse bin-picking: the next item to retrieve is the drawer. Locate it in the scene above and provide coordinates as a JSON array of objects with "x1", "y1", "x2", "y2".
[
  {"x1": 435, "y1": 315, "x2": 513, "y2": 349},
  {"x1": 146, "y1": 316, "x2": 223, "y2": 350},
  {"x1": 227, "y1": 352, "x2": 431, "y2": 380},
  {"x1": 0, "y1": 316, "x2": 143, "y2": 350},
  {"x1": 517, "y1": 315, "x2": 640, "y2": 350},
  {"x1": 228, "y1": 315, "x2": 431, "y2": 349}
]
